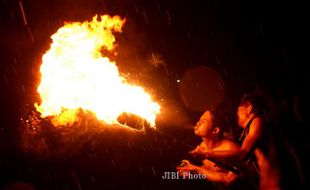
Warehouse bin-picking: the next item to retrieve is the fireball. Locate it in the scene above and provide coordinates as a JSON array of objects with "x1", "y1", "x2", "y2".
[{"x1": 35, "y1": 15, "x2": 160, "y2": 128}]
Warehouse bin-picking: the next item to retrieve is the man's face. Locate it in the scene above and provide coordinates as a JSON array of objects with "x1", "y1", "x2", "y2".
[
  {"x1": 194, "y1": 111, "x2": 214, "y2": 137},
  {"x1": 237, "y1": 104, "x2": 249, "y2": 128}
]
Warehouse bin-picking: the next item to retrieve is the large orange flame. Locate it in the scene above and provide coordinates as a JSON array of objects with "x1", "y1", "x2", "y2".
[{"x1": 35, "y1": 15, "x2": 160, "y2": 128}]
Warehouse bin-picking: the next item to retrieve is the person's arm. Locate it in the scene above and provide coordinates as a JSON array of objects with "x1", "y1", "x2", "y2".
[
  {"x1": 206, "y1": 118, "x2": 263, "y2": 161},
  {"x1": 196, "y1": 167, "x2": 238, "y2": 185},
  {"x1": 177, "y1": 160, "x2": 238, "y2": 185}
]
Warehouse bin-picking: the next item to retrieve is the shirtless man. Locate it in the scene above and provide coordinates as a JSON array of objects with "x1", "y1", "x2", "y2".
[
  {"x1": 177, "y1": 110, "x2": 241, "y2": 185},
  {"x1": 195, "y1": 94, "x2": 281, "y2": 190}
]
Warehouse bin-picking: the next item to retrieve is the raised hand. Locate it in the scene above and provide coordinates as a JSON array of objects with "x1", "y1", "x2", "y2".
[{"x1": 189, "y1": 146, "x2": 207, "y2": 156}]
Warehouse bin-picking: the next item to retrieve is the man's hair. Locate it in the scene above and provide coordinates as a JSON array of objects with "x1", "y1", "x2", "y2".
[
  {"x1": 213, "y1": 117, "x2": 225, "y2": 138},
  {"x1": 210, "y1": 104, "x2": 230, "y2": 138},
  {"x1": 239, "y1": 93, "x2": 266, "y2": 114}
]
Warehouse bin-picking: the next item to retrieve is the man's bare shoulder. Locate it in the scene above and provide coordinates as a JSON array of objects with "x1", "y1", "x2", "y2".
[{"x1": 218, "y1": 139, "x2": 240, "y2": 151}]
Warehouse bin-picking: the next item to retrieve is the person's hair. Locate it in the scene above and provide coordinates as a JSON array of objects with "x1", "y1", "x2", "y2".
[
  {"x1": 208, "y1": 109, "x2": 225, "y2": 138},
  {"x1": 239, "y1": 93, "x2": 266, "y2": 114},
  {"x1": 213, "y1": 117, "x2": 225, "y2": 138}
]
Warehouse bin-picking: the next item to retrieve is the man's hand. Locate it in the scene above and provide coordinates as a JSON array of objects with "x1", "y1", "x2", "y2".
[
  {"x1": 176, "y1": 160, "x2": 197, "y2": 173},
  {"x1": 189, "y1": 146, "x2": 207, "y2": 156}
]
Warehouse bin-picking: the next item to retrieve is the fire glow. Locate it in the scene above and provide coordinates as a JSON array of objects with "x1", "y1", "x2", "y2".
[{"x1": 35, "y1": 15, "x2": 160, "y2": 128}]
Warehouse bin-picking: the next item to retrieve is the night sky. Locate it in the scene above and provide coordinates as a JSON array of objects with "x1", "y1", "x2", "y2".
[{"x1": 0, "y1": 0, "x2": 308, "y2": 190}]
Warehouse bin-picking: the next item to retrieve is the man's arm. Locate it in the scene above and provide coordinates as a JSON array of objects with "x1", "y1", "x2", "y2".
[
  {"x1": 177, "y1": 160, "x2": 239, "y2": 185},
  {"x1": 196, "y1": 167, "x2": 239, "y2": 185},
  {"x1": 206, "y1": 118, "x2": 263, "y2": 161}
]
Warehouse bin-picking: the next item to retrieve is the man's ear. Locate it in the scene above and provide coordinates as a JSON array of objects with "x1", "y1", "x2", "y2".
[
  {"x1": 247, "y1": 104, "x2": 253, "y2": 114},
  {"x1": 212, "y1": 127, "x2": 220, "y2": 135}
]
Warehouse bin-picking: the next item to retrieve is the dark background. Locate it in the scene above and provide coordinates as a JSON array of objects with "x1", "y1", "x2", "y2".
[{"x1": 0, "y1": 0, "x2": 308, "y2": 189}]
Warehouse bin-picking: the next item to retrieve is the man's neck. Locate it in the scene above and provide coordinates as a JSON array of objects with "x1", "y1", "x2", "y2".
[{"x1": 202, "y1": 136, "x2": 220, "y2": 149}]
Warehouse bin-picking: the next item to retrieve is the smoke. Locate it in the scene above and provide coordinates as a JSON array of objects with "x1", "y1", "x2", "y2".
[
  {"x1": 19, "y1": 107, "x2": 102, "y2": 158},
  {"x1": 156, "y1": 99, "x2": 193, "y2": 129}
]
